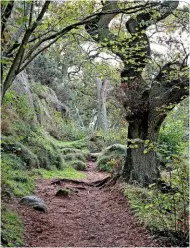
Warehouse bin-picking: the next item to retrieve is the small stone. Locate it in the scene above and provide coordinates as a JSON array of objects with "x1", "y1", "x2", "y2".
[
  {"x1": 36, "y1": 228, "x2": 43, "y2": 233},
  {"x1": 33, "y1": 204, "x2": 47, "y2": 212},
  {"x1": 55, "y1": 188, "x2": 73, "y2": 197}
]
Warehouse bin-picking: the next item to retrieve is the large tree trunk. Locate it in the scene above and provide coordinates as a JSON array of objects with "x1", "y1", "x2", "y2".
[{"x1": 123, "y1": 121, "x2": 160, "y2": 186}]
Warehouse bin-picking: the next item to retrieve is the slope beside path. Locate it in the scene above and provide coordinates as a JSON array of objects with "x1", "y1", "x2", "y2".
[{"x1": 12, "y1": 161, "x2": 159, "y2": 247}]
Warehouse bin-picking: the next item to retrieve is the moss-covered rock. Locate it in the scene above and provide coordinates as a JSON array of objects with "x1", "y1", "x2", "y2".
[{"x1": 1, "y1": 136, "x2": 39, "y2": 169}]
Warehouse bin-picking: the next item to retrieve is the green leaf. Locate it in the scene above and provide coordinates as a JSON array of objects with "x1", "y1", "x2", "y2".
[
  {"x1": 16, "y1": 18, "x2": 23, "y2": 25},
  {"x1": 1, "y1": 1, "x2": 8, "y2": 6},
  {"x1": 23, "y1": 16, "x2": 28, "y2": 23},
  {"x1": 1, "y1": 58, "x2": 7, "y2": 64}
]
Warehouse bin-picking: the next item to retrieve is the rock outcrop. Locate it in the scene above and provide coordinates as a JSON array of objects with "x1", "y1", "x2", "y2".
[{"x1": 11, "y1": 71, "x2": 69, "y2": 130}]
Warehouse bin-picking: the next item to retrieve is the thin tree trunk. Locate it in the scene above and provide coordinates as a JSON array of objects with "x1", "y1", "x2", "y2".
[
  {"x1": 75, "y1": 106, "x2": 84, "y2": 128},
  {"x1": 96, "y1": 78, "x2": 108, "y2": 134}
]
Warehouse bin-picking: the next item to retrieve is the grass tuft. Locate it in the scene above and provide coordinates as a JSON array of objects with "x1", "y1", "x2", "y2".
[
  {"x1": 1, "y1": 206, "x2": 23, "y2": 247},
  {"x1": 32, "y1": 167, "x2": 86, "y2": 179}
]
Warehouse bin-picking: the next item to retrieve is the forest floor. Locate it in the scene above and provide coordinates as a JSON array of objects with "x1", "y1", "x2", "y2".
[{"x1": 12, "y1": 161, "x2": 159, "y2": 247}]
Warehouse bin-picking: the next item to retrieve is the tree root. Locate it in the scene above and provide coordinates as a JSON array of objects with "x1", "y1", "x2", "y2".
[
  {"x1": 51, "y1": 178, "x2": 91, "y2": 186},
  {"x1": 97, "y1": 175, "x2": 120, "y2": 189},
  {"x1": 50, "y1": 175, "x2": 114, "y2": 188}
]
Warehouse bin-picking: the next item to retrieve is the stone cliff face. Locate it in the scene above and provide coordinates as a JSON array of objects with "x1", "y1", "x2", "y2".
[{"x1": 11, "y1": 71, "x2": 69, "y2": 129}]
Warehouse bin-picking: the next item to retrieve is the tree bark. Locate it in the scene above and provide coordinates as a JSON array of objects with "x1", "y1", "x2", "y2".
[
  {"x1": 123, "y1": 120, "x2": 160, "y2": 186},
  {"x1": 96, "y1": 78, "x2": 108, "y2": 134}
]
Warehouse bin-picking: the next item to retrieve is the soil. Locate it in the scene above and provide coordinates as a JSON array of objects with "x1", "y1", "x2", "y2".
[{"x1": 11, "y1": 161, "x2": 160, "y2": 247}]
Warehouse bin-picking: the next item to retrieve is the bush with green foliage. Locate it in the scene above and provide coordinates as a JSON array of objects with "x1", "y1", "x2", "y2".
[
  {"x1": 69, "y1": 160, "x2": 87, "y2": 171},
  {"x1": 157, "y1": 110, "x2": 188, "y2": 164},
  {"x1": 63, "y1": 153, "x2": 86, "y2": 162},
  {"x1": 104, "y1": 127, "x2": 128, "y2": 146},
  {"x1": 3, "y1": 90, "x2": 35, "y2": 121},
  {"x1": 9, "y1": 121, "x2": 65, "y2": 170},
  {"x1": 97, "y1": 144, "x2": 127, "y2": 172},
  {"x1": 48, "y1": 112, "x2": 87, "y2": 141},
  {"x1": 60, "y1": 146, "x2": 89, "y2": 170},
  {"x1": 1, "y1": 153, "x2": 35, "y2": 197},
  {"x1": 124, "y1": 157, "x2": 189, "y2": 246},
  {"x1": 1, "y1": 206, "x2": 23, "y2": 247}
]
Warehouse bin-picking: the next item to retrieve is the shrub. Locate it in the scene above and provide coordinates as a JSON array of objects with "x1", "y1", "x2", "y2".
[
  {"x1": 3, "y1": 90, "x2": 35, "y2": 121},
  {"x1": 1, "y1": 137, "x2": 39, "y2": 169},
  {"x1": 1, "y1": 206, "x2": 23, "y2": 247},
  {"x1": 1, "y1": 119, "x2": 12, "y2": 135},
  {"x1": 1, "y1": 154, "x2": 35, "y2": 197},
  {"x1": 97, "y1": 144, "x2": 126, "y2": 172},
  {"x1": 158, "y1": 117, "x2": 188, "y2": 162},
  {"x1": 63, "y1": 153, "x2": 86, "y2": 162},
  {"x1": 47, "y1": 115, "x2": 87, "y2": 141},
  {"x1": 104, "y1": 127, "x2": 128, "y2": 146},
  {"x1": 123, "y1": 157, "x2": 189, "y2": 247},
  {"x1": 69, "y1": 160, "x2": 87, "y2": 171}
]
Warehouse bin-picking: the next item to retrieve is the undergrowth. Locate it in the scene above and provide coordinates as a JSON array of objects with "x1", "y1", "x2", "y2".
[
  {"x1": 97, "y1": 144, "x2": 126, "y2": 172},
  {"x1": 1, "y1": 206, "x2": 23, "y2": 247},
  {"x1": 1, "y1": 153, "x2": 35, "y2": 197},
  {"x1": 31, "y1": 167, "x2": 86, "y2": 179},
  {"x1": 123, "y1": 158, "x2": 189, "y2": 247}
]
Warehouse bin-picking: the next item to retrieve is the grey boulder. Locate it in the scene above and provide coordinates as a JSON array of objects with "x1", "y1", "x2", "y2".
[{"x1": 20, "y1": 195, "x2": 48, "y2": 212}]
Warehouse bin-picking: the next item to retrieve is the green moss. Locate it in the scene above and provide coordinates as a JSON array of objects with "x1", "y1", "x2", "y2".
[
  {"x1": 97, "y1": 144, "x2": 126, "y2": 172},
  {"x1": 1, "y1": 153, "x2": 35, "y2": 197},
  {"x1": 8, "y1": 121, "x2": 65, "y2": 170},
  {"x1": 69, "y1": 160, "x2": 87, "y2": 171},
  {"x1": 1, "y1": 206, "x2": 23, "y2": 247},
  {"x1": 63, "y1": 152, "x2": 86, "y2": 162},
  {"x1": 103, "y1": 144, "x2": 127, "y2": 156},
  {"x1": 1, "y1": 153, "x2": 25, "y2": 170},
  {"x1": 97, "y1": 154, "x2": 116, "y2": 172},
  {"x1": 123, "y1": 184, "x2": 153, "y2": 227},
  {"x1": 32, "y1": 167, "x2": 86, "y2": 179},
  {"x1": 17, "y1": 143, "x2": 39, "y2": 168},
  {"x1": 55, "y1": 138, "x2": 88, "y2": 150},
  {"x1": 1, "y1": 136, "x2": 39, "y2": 169},
  {"x1": 26, "y1": 129, "x2": 64, "y2": 170},
  {"x1": 61, "y1": 147, "x2": 79, "y2": 154}
]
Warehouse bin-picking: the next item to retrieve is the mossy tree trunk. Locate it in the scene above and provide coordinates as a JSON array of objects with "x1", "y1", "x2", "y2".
[{"x1": 123, "y1": 119, "x2": 160, "y2": 186}]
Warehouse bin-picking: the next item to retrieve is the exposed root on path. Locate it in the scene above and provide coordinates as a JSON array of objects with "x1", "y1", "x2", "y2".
[
  {"x1": 97, "y1": 174, "x2": 120, "y2": 189},
  {"x1": 50, "y1": 178, "x2": 91, "y2": 186},
  {"x1": 50, "y1": 175, "x2": 112, "y2": 187}
]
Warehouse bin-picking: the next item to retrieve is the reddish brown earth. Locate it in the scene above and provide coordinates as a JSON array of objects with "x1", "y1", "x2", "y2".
[{"x1": 12, "y1": 161, "x2": 159, "y2": 247}]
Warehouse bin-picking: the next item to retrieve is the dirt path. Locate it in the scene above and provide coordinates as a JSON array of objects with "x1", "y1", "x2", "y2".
[{"x1": 14, "y1": 161, "x2": 159, "y2": 247}]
